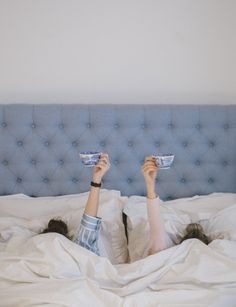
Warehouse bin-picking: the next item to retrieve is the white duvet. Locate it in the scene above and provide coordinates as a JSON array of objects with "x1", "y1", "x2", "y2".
[{"x1": 0, "y1": 193, "x2": 236, "y2": 307}]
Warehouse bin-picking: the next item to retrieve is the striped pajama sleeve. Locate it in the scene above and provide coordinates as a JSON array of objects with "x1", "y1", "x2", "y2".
[{"x1": 74, "y1": 213, "x2": 102, "y2": 255}]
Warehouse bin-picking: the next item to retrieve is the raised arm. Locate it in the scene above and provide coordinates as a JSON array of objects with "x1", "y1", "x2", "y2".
[
  {"x1": 84, "y1": 153, "x2": 110, "y2": 217},
  {"x1": 74, "y1": 153, "x2": 110, "y2": 254},
  {"x1": 141, "y1": 156, "x2": 167, "y2": 255}
]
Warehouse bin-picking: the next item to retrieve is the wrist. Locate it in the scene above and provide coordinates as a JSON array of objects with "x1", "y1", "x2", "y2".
[
  {"x1": 146, "y1": 185, "x2": 156, "y2": 199},
  {"x1": 91, "y1": 181, "x2": 101, "y2": 188},
  {"x1": 146, "y1": 192, "x2": 157, "y2": 199},
  {"x1": 146, "y1": 183, "x2": 155, "y2": 191},
  {"x1": 92, "y1": 176, "x2": 102, "y2": 184},
  {"x1": 145, "y1": 179, "x2": 155, "y2": 188}
]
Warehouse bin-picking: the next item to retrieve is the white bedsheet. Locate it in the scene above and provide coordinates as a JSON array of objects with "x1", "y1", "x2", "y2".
[
  {"x1": 0, "y1": 193, "x2": 236, "y2": 307},
  {"x1": 0, "y1": 190, "x2": 129, "y2": 264},
  {"x1": 0, "y1": 233, "x2": 236, "y2": 306}
]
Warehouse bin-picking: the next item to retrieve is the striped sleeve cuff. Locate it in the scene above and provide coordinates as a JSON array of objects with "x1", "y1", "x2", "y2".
[{"x1": 80, "y1": 213, "x2": 102, "y2": 231}]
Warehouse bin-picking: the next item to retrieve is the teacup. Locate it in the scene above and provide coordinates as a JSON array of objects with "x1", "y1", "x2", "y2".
[
  {"x1": 153, "y1": 154, "x2": 175, "y2": 169},
  {"x1": 79, "y1": 151, "x2": 102, "y2": 167}
]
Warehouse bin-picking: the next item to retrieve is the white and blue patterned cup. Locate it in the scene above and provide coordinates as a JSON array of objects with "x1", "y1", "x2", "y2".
[
  {"x1": 79, "y1": 151, "x2": 102, "y2": 167},
  {"x1": 154, "y1": 154, "x2": 175, "y2": 169}
]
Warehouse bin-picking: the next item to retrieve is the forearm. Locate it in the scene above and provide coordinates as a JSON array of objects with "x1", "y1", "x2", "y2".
[
  {"x1": 142, "y1": 156, "x2": 166, "y2": 255},
  {"x1": 84, "y1": 182, "x2": 101, "y2": 217}
]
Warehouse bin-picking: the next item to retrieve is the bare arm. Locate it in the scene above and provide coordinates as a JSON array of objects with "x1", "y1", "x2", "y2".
[
  {"x1": 84, "y1": 153, "x2": 110, "y2": 217},
  {"x1": 141, "y1": 156, "x2": 167, "y2": 255}
]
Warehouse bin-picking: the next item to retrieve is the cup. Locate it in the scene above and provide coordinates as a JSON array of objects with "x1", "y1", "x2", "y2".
[
  {"x1": 153, "y1": 154, "x2": 175, "y2": 169},
  {"x1": 79, "y1": 151, "x2": 102, "y2": 167}
]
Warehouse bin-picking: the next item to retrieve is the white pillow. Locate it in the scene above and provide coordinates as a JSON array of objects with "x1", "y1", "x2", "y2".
[
  {"x1": 123, "y1": 193, "x2": 236, "y2": 262},
  {"x1": 0, "y1": 190, "x2": 129, "y2": 264},
  {"x1": 163, "y1": 193, "x2": 236, "y2": 220},
  {"x1": 202, "y1": 204, "x2": 236, "y2": 241}
]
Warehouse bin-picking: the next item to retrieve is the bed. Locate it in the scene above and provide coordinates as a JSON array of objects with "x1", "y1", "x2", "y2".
[{"x1": 0, "y1": 104, "x2": 236, "y2": 307}]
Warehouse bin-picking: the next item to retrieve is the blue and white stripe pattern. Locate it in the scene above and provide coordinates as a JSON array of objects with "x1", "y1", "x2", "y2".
[{"x1": 74, "y1": 213, "x2": 102, "y2": 255}]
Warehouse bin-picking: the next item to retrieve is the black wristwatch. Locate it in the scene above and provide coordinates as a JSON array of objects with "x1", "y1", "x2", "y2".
[{"x1": 91, "y1": 181, "x2": 102, "y2": 188}]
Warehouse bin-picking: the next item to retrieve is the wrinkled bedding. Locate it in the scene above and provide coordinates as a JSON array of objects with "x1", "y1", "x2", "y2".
[{"x1": 0, "y1": 193, "x2": 236, "y2": 307}]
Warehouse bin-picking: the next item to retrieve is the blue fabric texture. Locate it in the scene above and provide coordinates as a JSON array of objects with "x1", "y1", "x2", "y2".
[
  {"x1": 0, "y1": 104, "x2": 235, "y2": 200},
  {"x1": 74, "y1": 213, "x2": 101, "y2": 255}
]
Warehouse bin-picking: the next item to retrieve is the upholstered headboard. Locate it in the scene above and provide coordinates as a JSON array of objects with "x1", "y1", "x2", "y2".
[{"x1": 0, "y1": 104, "x2": 235, "y2": 200}]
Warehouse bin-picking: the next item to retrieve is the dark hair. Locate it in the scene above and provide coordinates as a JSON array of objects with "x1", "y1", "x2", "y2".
[
  {"x1": 179, "y1": 223, "x2": 210, "y2": 245},
  {"x1": 42, "y1": 219, "x2": 69, "y2": 238}
]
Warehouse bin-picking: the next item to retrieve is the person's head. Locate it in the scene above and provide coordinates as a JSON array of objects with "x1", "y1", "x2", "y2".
[
  {"x1": 179, "y1": 223, "x2": 210, "y2": 245},
  {"x1": 42, "y1": 219, "x2": 69, "y2": 238}
]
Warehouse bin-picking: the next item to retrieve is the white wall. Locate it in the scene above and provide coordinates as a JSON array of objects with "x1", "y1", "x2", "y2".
[{"x1": 0, "y1": 0, "x2": 235, "y2": 104}]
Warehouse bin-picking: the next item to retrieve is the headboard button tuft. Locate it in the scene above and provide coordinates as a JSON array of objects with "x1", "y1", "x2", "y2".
[
  {"x1": 195, "y1": 123, "x2": 201, "y2": 130},
  {"x1": 209, "y1": 141, "x2": 215, "y2": 148},
  {"x1": 72, "y1": 141, "x2": 78, "y2": 147},
  {"x1": 223, "y1": 124, "x2": 229, "y2": 130},
  {"x1": 208, "y1": 178, "x2": 214, "y2": 184}
]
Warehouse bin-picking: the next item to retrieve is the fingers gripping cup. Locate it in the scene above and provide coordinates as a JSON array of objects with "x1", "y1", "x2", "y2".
[
  {"x1": 79, "y1": 151, "x2": 102, "y2": 167},
  {"x1": 154, "y1": 154, "x2": 175, "y2": 169}
]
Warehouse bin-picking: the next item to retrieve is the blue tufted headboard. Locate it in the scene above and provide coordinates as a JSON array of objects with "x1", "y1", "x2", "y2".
[{"x1": 0, "y1": 104, "x2": 235, "y2": 200}]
